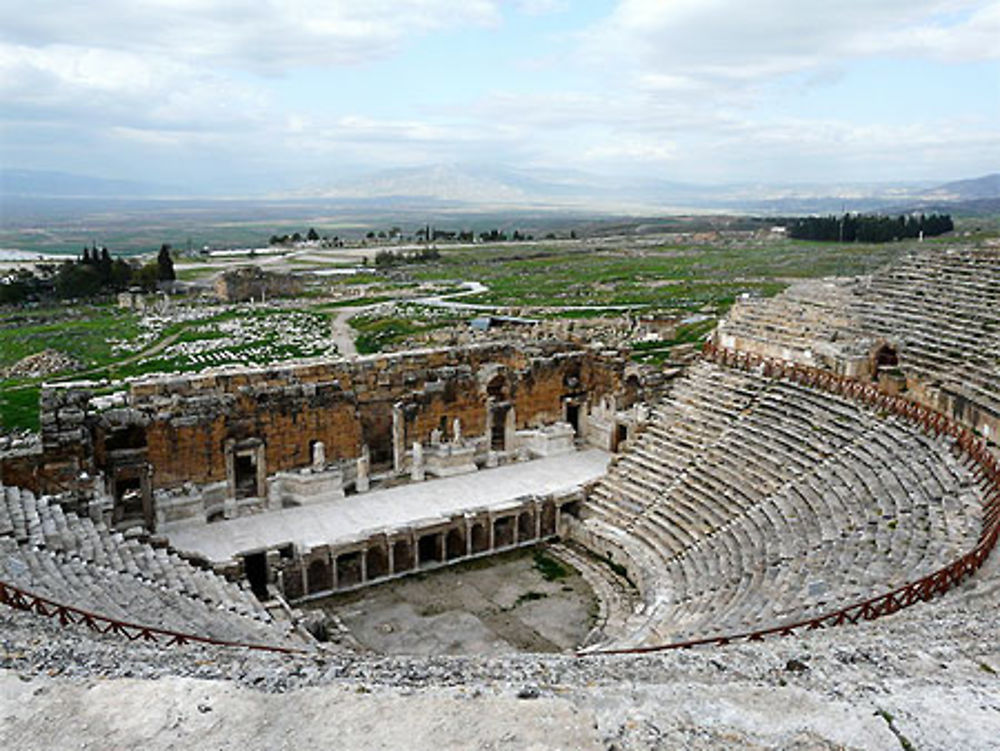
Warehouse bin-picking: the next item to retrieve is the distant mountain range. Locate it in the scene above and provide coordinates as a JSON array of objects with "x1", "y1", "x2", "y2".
[
  {"x1": 3, "y1": 166, "x2": 998, "y2": 214},
  {"x1": 0, "y1": 169, "x2": 186, "y2": 199},
  {"x1": 918, "y1": 173, "x2": 1000, "y2": 201},
  {"x1": 290, "y1": 165, "x2": 1000, "y2": 214}
]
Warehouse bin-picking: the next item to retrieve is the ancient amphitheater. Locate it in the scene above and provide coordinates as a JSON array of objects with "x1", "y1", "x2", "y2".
[{"x1": 3, "y1": 244, "x2": 1000, "y2": 749}]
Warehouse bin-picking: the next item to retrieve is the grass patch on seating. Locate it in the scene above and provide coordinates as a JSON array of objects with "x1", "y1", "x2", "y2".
[
  {"x1": 514, "y1": 591, "x2": 548, "y2": 607},
  {"x1": 593, "y1": 551, "x2": 631, "y2": 582},
  {"x1": 630, "y1": 318, "x2": 719, "y2": 364},
  {"x1": 533, "y1": 550, "x2": 570, "y2": 581}
]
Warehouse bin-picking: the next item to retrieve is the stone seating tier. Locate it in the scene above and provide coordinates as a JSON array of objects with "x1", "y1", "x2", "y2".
[
  {"x1": 0, "y1": 485, "x2": 292, "y2": 647},
  {"x1": 582, "y1": 359, "x2": 984, "y2": 648}
]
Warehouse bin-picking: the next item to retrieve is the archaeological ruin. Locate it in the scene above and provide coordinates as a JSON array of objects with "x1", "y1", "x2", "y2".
[{"x1": 2, "y1": 244, "x2": 1000, "y2": 661}]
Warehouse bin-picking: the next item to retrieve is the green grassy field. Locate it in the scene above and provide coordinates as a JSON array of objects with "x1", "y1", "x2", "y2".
[
  {"x1": 349, "y1": 305, "x2": 464, "y2": 354},
  {"x1": 404, "y1": 239, "x2": 910, "y2": 311},
  {"x1": 1, "y1": 228, "x2": 993, "y2": 431},
  {"x1": 0, "y1": 303, "x2": 336, "y2": 429},
  {"x1": 0, "y1": 385, "x2": 41, "y2": 432},
  {"x1": 0, "y1": 304, "x2": 141, "y2": 370},
  {"x1": 630, "y1": 318, "x2": 719, "y2": 364}
]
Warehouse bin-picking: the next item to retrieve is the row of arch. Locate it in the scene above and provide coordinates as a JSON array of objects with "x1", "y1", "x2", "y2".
[{"x1": 278, "y1": 499, "x2": 560, "y2": 600}]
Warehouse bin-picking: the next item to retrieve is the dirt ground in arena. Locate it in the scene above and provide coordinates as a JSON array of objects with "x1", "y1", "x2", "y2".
[{"x1": 309, "y1": 546, "x2": 597, "y2": 655}]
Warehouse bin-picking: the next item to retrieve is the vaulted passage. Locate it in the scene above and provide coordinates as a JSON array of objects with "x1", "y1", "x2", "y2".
[
  {"x1": 243, "y1": 552, "x2": 268, "y2": 600},
  {"x1": 517, "y1": 510, "x2": 535, "y2": 543},
  {"x1": 234, "y1": 453, "x2": 257, "y2": 499},
  {"x1": 493, "y1": 516, "x2": 514, "y2": 548},
  {"x1": 471, "y1": 522, "x2": 489, "y2": 554},
  {"x1": 307, "y1": 558, "x2": 332, "y2": 594},
  {"x1": 540, "y1": 502, "x2": 556, "y2": 537},
  {"x1": 337, "y1": 552, "x2": 363, "y2": 588},
  {"x1": 418, "y1": 533, "x2": 441, "y2": 566},
  {"x1": 366, "y1": 545, "x2": 389, "y2": 580},
  {"x1": 446, "y1": 527, "x2": 466, "y2": 560},
  {"x1": 392, "y1": 539, "x2": 414, "y2": 572},
  {"x1": 491, "y1": 408, "x2": 508, "y2": 450}
]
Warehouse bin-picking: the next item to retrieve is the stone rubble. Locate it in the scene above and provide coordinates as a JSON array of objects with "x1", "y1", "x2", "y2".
[{"x1": 1, "y1": 349, "x2": 80, "y2": 379}]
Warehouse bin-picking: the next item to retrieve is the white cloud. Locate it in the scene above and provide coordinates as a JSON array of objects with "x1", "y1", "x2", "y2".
[
  {"x1": 0, "y1": 43, "x2": 267, "y2": 130},
  {"x1": 583, "y1": 137, "x2": 678, "y2": 164},
  {"x1": 0, "y1": 0, "x2": 502, "y2": 71},
  {"x1": 583, "y1": 0, "x2": 999, "y2": 83},
  {"x1": 514, "y1": 0, "x2": 569, "y2": 15},
  {"x1": 873, "y1": 2, "x2": 1000, "y2": 61},
  {"x1": 0, "y1": 0, "x2": 995, "y2": 189}
]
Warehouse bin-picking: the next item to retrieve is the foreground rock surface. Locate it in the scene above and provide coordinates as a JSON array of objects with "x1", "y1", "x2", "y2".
[{"x1": 3, "y1": 556, "x2": 999, "y2": 751}]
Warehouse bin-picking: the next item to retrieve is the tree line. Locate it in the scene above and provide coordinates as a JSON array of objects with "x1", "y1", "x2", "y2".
[
  {"x1": 373, "y1": 246, "x2": 440, "y2": 268},
  {"x1": 0, "y1": 245, "x2": 175, "y2": 304},
  {"x1": 785, "y1": 213, "x2": 953, "y2": 243},
  {"x1": 268, "y1": 227, "x2": 346, "y2": 247}
]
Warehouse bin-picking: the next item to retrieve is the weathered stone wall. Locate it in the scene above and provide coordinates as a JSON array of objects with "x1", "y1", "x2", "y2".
[
  {"x1": 38, "y1": 341, "x2": 625, "y2": 496},
  {"x1": 0, "y1": 452, "x2": 41, "y2": 493},
  {"x1": 910, "y1": 379, "x2": 1000, "y2": 443},
  {"x1": 214, "y1": 266, "x2": 303, "y2": 302},
  {"x1": 399, "y1": 371, "x2": 486, "y2": 447},
  {"x1": 143, "y1": 385, "x2": 361, "y2": 488},
  {"x1": 38, "y1": 387, "x2": 95, "y2": 494}
]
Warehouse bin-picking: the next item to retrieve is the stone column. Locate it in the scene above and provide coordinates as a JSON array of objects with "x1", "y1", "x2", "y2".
[
  {"x1": 224, "y1": 438, "x2": 236, "y2": 498},
  {"x1": 392, "y1": 403, "x2": 405, "y2": 473},
  {"x1": 484, "y1": 397, "x2": 495, "y2": 446},
  {"x1": 356, "y1": 444, "x2": 370, "y2": 492},
  {"x1": 254, "y1": 442, "x2": 267, "y2": 499},
  {"x1": 311, "y1": 441, "x2": 326, "y2": 470},
  {"x1": 504, "y1": 407, "x2": 516, "y2": 452},
  {"x1": 636, "y1": 403, "x2": 649, "y2": 424},
  {"x1": 411, "y1": 442, "x2": 425, "y2": 481}
]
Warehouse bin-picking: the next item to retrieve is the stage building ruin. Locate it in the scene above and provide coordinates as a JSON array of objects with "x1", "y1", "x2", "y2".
[{"x1": 3, "y1": 340, "x2": 655, "y2": 603}]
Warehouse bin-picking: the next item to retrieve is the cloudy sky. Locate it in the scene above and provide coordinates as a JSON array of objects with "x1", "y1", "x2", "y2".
[{"x1": 2, "y1": 0, "x2": 998, "y2": 193}]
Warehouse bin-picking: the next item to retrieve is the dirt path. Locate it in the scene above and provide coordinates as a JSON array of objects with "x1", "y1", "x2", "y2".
[
  {"x1": 113, "y1": 330, "x2": 182, "y2": 368},
  {"x1": 330, "y1": 308, "x2": 360, "y2": 357},
  {"x1": 62, "y1": 330, "x2": 184, "y2": 382},
  {"x1": 327, "y1": 282, "x2": 492, "y2": 358}
]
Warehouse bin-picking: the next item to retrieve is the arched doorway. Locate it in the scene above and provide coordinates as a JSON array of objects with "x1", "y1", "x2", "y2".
[{"x1": 445, "y1": 527, "x2": 467, "y2": 560}]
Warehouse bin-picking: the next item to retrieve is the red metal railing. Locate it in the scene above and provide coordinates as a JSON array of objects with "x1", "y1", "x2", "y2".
[
  {"x1": 0, "y1": 580, "x2": 305, "y2": 654},
  {"x1": 585, "y1": 342, "x2": 1000, "y2": 655}
]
